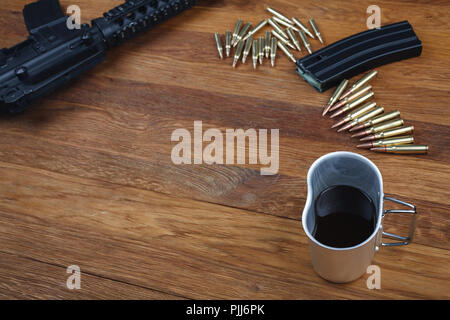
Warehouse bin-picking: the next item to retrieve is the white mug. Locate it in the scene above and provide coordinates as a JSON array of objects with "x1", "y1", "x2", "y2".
[{"x1": 302, "y1": 152, "x2": 417, "y2": 283}]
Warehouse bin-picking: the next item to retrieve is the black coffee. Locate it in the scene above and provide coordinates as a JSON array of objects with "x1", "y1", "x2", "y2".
[{"x1": 313, "y1": 185, "x2": 377, "y2": 248}]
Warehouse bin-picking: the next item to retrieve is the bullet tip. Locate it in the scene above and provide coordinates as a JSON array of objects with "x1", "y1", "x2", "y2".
[
  {"x1": 322, "y1": 103, "x2": 333, "y2": 116},
  {"x1": 351, "y1": 130, "x2": 367, "y2": 138},
  {"x1": 357, "y1": 142, "x2": 372, "y2": 149},
  {"x1": 339, "y1": 90, "x2": 351, "y2": 100},
  {"x1": 370, "y1": 147, "x2": 386, "y2": 153},
  {"x1": 330, "y1": 109, "x2": 344, "y2": 118},
  {"x1": 338, "y1": 123, "x2": 353, "y2": 132},
  {"x1": 329, "y1": 100, "x2": 344, "y2": 112},
  {"x1": 328, "y1": 106, "x2": 337, "y2": 112},
  {"x1": 331, "y1": 122, "x2": 342, "y2": 129},
  {"x1": 349, "y1": 125, "x2": 362, "y2": 132},
  {"x1": 359, "y1": 135, "x2": 374, "y2": 142}
]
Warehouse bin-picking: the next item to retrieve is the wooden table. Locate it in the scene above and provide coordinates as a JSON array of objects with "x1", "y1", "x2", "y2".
[{"x1": 0, "y1": 0, "x2": 448, "y2": 299}]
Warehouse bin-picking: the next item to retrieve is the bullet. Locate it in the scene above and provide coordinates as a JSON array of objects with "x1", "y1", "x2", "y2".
[
  {"x1": 298, "y1": 30, "x2": 312, "y2": 54},
  {"x1": 271, "y1": 30, "x2": 296, "y2": 50},
  {"x1": 351, "y1": 118, "x2": 405, "y2": 138},
  {"x1": 309, "y1": 18, "x2": 323, "y2": 44},
  {"x1": 214, "y1": 33, "x2": 223, "y2": 59},
  {"x1": 278, "y1": 41, "x2": 297, "y2": 63},
  {"x1": 265, "y1": 31, "x2": 271, "y2": 58},
  {"x1": 271, "y1": 28, "x2": 289, "y2": 41},
  {"x1": 267, "y1": 7, "x2": 293, "y2": 25},
  {"x1": 259, "y1": 37, "x2": 265, "y2": 64},
  {"x1": 337, "y1": 107, "x2": 385, "y2": 132},
  {"x1": 329, "y1": 85, "x2": 372, "y2": 112},
  {"x1": 347, "y1": 102, "x2": 378, "y2": 119},
  {"x1": 360, "y1": 125, "x2": 414, "y2": 141},
  {"x1": 270, "y1": 38, "x2": 278, "y2": 67},
  {"x1": 350, "y1": 111, "x2": 402, "y2": 133},
  {"x1": 273, "y1": 16, "x2": 300, "y2": 33},
  {"x1": 225, "y1": 31, "x2": 232, "y2": 57},
  {"x1": 292, "y1": 17, "x2": 315, "y2": 39},
  {"x1": 332, "y1": 101, "x2": 377, "y2": 128},
  {"x1": 242, "y1": 19, "x2": 268, "y2": 43},
  {"x1": 287, "y1": 28, "x2": 302, "y2": 51},
  {"x1": 330, "y1": 91, "x2": 375, "y2": 118},
  {"x1": 232, "y1": 19, "x2": 243, "y2": 46},
  {"x1": 358, "y1": 136, "x2": 414, "y2": 149},
  {"x1": 252, "y1": 39, "x2": 258, "y2": 69},
  {"x1": 340, "y1": 70, "x2": 378, "y2": 100},
  {"x1": 268, "y1": 18, "x2": 289, "y2": 39},
  {"x1": 234, "y1": 22, "x2": 252, "y2": 47},
  {"x1": 242, "y1": 35, "x2": 253, "y2": 63},
  {"x1": 371, "y1": 145, "x2": 429, "y2": 154},
  {"x1": 323, "y1": 79, "x2": 349, "y2": 116},
  {"x1": 232, "y1": 40, "x2": 245, "y2": 68}
]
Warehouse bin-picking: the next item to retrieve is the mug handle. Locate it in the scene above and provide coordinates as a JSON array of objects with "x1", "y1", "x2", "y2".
[{"x1": 381, "y1": 196, "x2": 418, "y2": 247}]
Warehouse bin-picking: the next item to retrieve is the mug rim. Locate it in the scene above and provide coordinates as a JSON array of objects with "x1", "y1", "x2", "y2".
[{"x1": 302, "y1": 151, "x2": 384, "y2": 251}]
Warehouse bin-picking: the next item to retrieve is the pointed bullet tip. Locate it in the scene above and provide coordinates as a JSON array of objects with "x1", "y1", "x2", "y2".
[
  {"x1": 331, "y1": 122, "x2": 342, "y2": 129},
  {"x1": 330, "y1": 101, "x2": 344, "y2": 111},
  {"x1": 359, "y1": 136, "x2": 373, "y2": 142},
  {"x1": 336, "y1": 122, "x2": 352, "y2": 132},
  {"x1": 340, "y1": 91, "x2": 351, "y2": 100},
  {"x1": 357, "y1": 142, "x2": 372, "y2": 149},
  {"x1": 352, "y1": 130, "x2": 367, "y2": 138}
]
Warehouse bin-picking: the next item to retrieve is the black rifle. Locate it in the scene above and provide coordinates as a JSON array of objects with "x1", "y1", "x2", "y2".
[{"x1": 0, "y1": 0, "x2": 197, "y2": 113}]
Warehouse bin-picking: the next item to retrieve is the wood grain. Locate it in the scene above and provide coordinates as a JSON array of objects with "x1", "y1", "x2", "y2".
[
  {"x1": 0, "y1": 252, "x2": 181, "y2": 299},
  {"x1": 0, "y1": 0, "x2": 449, "y2": 299}
]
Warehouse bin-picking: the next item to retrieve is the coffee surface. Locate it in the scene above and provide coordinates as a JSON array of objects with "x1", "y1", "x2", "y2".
[{"x1": 313, "y1": 185, "x2": 376, "y2": 248}]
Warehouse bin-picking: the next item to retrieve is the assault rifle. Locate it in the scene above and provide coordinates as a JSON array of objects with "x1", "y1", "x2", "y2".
[{"x1": 0, "y1": 0, "x2": 197, "y2": 113}]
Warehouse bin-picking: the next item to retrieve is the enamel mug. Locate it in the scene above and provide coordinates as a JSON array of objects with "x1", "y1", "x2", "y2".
[{"x1": 302, "y1": 152, "x2": 418, "y2": 283}]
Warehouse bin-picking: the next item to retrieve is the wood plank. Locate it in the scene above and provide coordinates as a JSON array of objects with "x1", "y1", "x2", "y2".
[
  {"x1": 0, "y1": 251, "x2": 182, "y2": 299},
  {"x1": 0, "y1": 100, "x2": 448, "y2": 249},
  {"x1": 0, "y1": 162, "x2": 448, "y2": 299}
]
